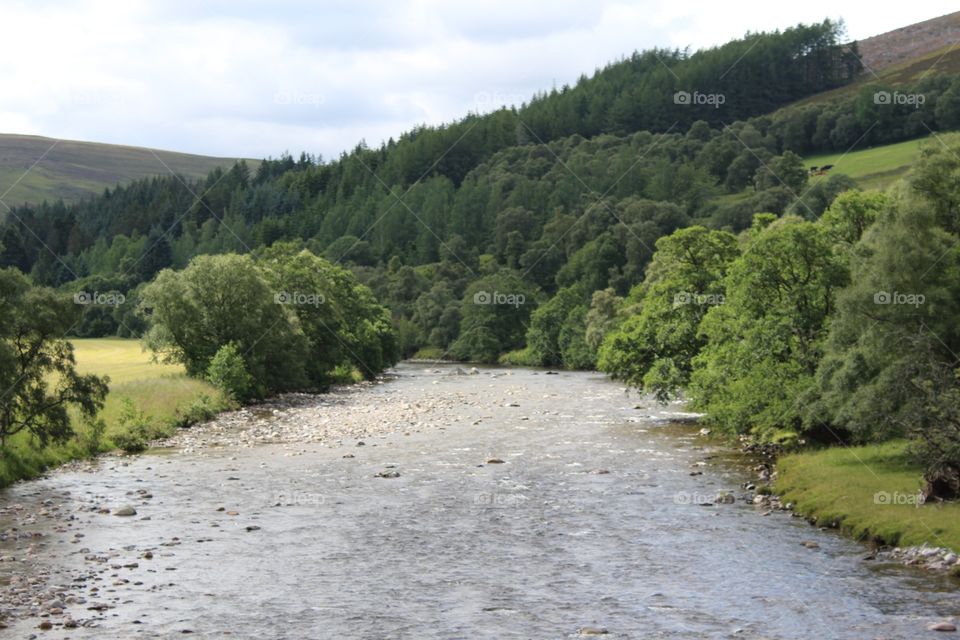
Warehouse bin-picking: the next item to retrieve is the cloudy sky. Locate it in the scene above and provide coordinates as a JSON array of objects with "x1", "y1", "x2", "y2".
[{"x1": 1, "y1": 0, "x2": 955, "y2": 159}]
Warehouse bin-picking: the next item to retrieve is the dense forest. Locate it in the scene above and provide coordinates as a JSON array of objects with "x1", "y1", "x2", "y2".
[{"x1": 4, "y1": 18, "x2": 960, "y2": 486}]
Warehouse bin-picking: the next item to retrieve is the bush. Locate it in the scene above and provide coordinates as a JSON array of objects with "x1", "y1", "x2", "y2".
[
  {"x1": 206, "y1": 343, "x2": 254, "y2": 401},
  {"x1": 111, "y1": 399, "x2": 162, "y2": 453},
  {"x1": 172, "y1": 394, "x2": 224, "y2": 429}
]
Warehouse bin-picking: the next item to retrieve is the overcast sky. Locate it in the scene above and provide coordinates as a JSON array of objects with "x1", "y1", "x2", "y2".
[{"x1": 1, "y1": 0, "x2": 955, "y2": 160}]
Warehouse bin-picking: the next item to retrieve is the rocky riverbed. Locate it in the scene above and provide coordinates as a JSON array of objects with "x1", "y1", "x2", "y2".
[{"x1": 1, "y1": 364, "x2": 959, "y2": 638}]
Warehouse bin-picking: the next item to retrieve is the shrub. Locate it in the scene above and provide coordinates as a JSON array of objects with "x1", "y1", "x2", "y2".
[{"x1": 206, "y1": 343, "x2": 254, "y2": 401}]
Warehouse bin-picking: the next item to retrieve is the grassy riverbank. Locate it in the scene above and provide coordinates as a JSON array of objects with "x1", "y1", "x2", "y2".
[
  {"x1": 0, "y1": 338, "x2": 230, "y2": 488},
  {"x1": 776, "y1": 441, "x2": 960, "y2": 552}
]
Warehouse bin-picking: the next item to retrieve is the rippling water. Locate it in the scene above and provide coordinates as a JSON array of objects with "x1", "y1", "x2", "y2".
[{"x1": 1, "y1": 364, "x2": 958, "y2": 638}]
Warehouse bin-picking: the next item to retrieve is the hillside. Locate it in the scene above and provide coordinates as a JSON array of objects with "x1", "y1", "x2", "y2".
[
  {"x1": 0, "y1": 134, "x2": 253, "y2": 206},
  {"x1": 857, "y1": 11, "x2": 960, "y2": 73},
  {"x1": 794, "y1": 12, "x2": 960, "y2": 107}
]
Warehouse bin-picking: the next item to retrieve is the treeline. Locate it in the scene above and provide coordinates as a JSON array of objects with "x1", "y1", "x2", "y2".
[
  {"x1": 599, "y1": 136, "x2": 960, "y2": 492},
  {"x1": 0, "y1": 19, "x2": 957, "y2": 376}
]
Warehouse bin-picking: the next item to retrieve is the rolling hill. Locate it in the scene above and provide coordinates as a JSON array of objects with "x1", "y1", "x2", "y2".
[{"x1": 0, "y1": 134, "x2": 254, "y2": 207}]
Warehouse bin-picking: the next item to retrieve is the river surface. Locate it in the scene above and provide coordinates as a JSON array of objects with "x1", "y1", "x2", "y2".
[{"x1": 1, "y1": 363, "x2": 958, "y2": 639}]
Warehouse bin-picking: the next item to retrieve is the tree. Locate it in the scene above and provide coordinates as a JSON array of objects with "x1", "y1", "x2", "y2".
[
  {"x1": 140, "y1": 253, "x2": 309, "y2": 396},
  {"x1": 258, "y1": 244, "x2": 398, "y2": 381},
  {"x1": 526, "y1": 284, "x2": 588, "y2": 366},
  {"x1": 689, "y1": 217, "x2": 848, "y2": 441},
  {"x1": 0, "y1": 269, "x2": 108, "y2": 447},
  {"x1": 598, "y1": 226, "x2": 739, "y2": 400},
  {"x1": 451, "y1": 272, "x2": 538, "y2": 362}
]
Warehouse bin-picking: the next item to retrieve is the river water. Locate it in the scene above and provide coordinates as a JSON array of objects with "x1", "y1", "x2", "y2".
[{"x1": 1, "y1": 364, "x2": 958, "y2": 639}]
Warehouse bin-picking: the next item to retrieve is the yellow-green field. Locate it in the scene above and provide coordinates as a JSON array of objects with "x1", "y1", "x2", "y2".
[
  {"x1": 803, "y1": 136, "x2": 928, "y2": 191},
  {"x1": 777, "y1": 441, "x2": 960, "y2": 552},
  {"x1": 0, "y1": 338, "x2": 231, "y2": 487}
]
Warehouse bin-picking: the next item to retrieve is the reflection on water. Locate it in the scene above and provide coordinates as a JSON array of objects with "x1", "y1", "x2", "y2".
[{"x1": 1, "y1": 364, "x2": 957, "y2": 638}]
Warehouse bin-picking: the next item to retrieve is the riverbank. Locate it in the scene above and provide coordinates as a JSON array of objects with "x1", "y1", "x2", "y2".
[
  {"x1": 0, "y1": 339, "x2": 231, "y2": 488},
  {"x1": 776, "y1": 440, "x2": 960, "y2": 569}
]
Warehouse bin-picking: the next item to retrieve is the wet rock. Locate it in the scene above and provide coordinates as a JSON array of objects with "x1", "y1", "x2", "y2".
[
  {"x1": 486, "y1": 458, "x2": 506, "y2": 464},
  {"x1": 589, "y1": 469, "x2": 610, "y2": 475},
  {"x1": 715, "y1": 492, "x2": 735, "y2": 504},
  {"x1": 375, "y1": 469, "x2": 401, "y2": 478},
  {"x1": 928, "y1": 621, "x2": 957, "y2": 632},
  {"x1": 801, "y1": 540, "x2": 820, "y2": 549},
  {"x1": 245, "y1": 525, "x2": 261, "y2": 532},
  {"x1": 113, "y1": 505, "x2": 137, "y2": 517},
  {"x1": 578, "y1": 627, "x2": 609, "y2": 635},
  {"x1": 39, "y1": 620, "x2": 53, "y2": 630}
]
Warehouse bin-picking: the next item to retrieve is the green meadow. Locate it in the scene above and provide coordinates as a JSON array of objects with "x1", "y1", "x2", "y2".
[{"x1": 0, "y1": 338, "x2": 230, "y2": 487}]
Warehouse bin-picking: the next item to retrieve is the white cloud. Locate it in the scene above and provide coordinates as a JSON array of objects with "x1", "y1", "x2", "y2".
[{"x1": 0, "y1": 0, "x2": 954, "y2": 158}]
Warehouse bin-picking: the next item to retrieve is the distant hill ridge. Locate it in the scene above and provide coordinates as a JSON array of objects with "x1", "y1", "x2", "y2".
[
  {"x1": 856, "y1": 11, "x2": 960, "y2": 73},
  {"x1": 0, "y1": 133, "x2": 253, "y2": 207}
]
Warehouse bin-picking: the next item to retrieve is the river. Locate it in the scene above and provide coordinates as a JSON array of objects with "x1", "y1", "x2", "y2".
[{"x1": 1, "y1": 363, "x2": 957, "y2": 638}]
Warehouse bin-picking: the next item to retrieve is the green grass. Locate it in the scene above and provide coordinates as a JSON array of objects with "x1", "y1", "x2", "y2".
[
  {"x1": 0, "y1": 338, "x2": 231, "y2": 487},
  {"x1": 802, "y1": 136, "x2": 928, "y2": 191},
  {"x1": 0, "y1": 134, "x2": 257, "y2": 206},
  {"x1": 777, "y1": 441, "x2": 960, "y2": 552}
]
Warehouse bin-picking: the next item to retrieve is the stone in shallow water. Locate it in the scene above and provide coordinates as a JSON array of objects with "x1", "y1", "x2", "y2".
[
  {"x1": 928, "y1": 621, "x2": 957, "y2": 632},
  {"x1": 113, "y1": 505, "x2": 137, "y2": 517}
]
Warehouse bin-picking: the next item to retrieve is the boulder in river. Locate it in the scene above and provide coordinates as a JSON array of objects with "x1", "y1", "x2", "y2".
[
  {"x1": 928, "y1": 621, "x2": 957, "y2": 632},
  {"x1": 715, "y1": 492, "x2": 735, "y2": 504},
  {"x1": 113, "y1": 505, "x2": 137, "y2": 517},
  {"x1": 376, "y1": 469, "x2": 401, "y2": 478}
]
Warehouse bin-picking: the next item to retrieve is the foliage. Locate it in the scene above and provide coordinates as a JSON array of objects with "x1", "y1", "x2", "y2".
[
  {"x1": 689, "y1": 217, "x2": 849, "y2": 439},
  {"x1": 598, "y1": 226, "x2": 739, "y2": 400},
  {"x1": 140, "y1": 253, "x2": 308, "y2": 397},
  {"x1": 206, "y1": 343, "x2": 254, "y2": 401},
  {"x1": 0, "y1": 268, "x2": 109, "y2": 447}
]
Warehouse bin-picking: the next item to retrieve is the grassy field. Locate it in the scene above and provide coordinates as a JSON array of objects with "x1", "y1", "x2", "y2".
[
  {"x1": 802, "y1": 136, "x2": 928, "y2": 191},
  {"x1": 0, "y1": 134, "x2": 256, "y2": 206},
  {"x1": 0, "y1": 338, "x2": 230, "y2": 487},
  {"x1": 777, "y1": 441, "x2": 960, "y2": 552}
]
